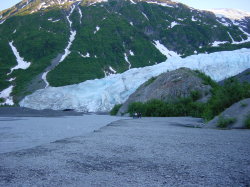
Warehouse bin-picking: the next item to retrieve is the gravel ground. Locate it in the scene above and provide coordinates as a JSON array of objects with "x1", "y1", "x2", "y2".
[{"x1": 0, "y1": 117, "x2": 249, "y2": 187}]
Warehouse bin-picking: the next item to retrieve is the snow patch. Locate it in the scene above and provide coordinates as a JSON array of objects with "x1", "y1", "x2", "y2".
[
  {"x1": 191, "y1": 16, "x2": 198, "y2": 22},
  {"x1": 78, "y1": 52, "x2": 90, "y2": 58},
  {"x1": 42, "y1": 71, "x2": 50, "y2": 88},
  {"x1": 0, "y1": 20, "x2": 6, "y2": 24},
  {"x1": 129, "y1": 50, "x2": 134, "y2": 56},
  {"x1": 170, "y1": 21, "x2": 179, "y2": 28},
  {"x1": 142, "y1": 12, "x2": 149, "y2": 20},
  {"x1": 78, "y1": 7, "x2": 82, "y2": 24},
  {"x1": 124, "y1": 53, "x2": 131, "y2": 69},
  {"x1": 8, "y1": 77, "x2": 16, "y2": 82},
  {"x1": 13, "y1": 29, "x2": 16, "y2": 34},
  {"x1": 129, "y1": 22, "x2": 133, "y2": 26},
  {"x1": 209, "y1": 8, "x2": 250, "y2": 20},
  {"x1": 146, "y1": 1, "x2": 174, "y2": 8},
  {"x1": 60, "y1": 30, "x2": 76, "y2": 62},
  {"x1": 211, "y1": 41, "x2": 229, "y2": 47},
  {"x1": 129, "y1": 0, "x2": 136, "y2": 4},
  {"x1": 8, "y1": 41, "x2": 31, "y2": 75},
  {"x1": 94, "y1": 26, "x2": 100, "y2": 34},
  {"x1": 153, "y1": 40, "x2": 180, "y2": 58},
  {"x1": 0, "y1": 85, "x2": 14, "y2": 106},
  {"x1": 109, "y1": 66, "x2": 116, "y2": 73}
]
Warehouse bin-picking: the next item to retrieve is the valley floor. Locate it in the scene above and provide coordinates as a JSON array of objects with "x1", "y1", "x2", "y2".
[{"x1": 0, "y1": 116, "x2": 249, "y2": 186}]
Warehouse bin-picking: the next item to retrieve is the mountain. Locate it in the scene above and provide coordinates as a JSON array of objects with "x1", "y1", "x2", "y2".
[{"x1": 0, "y1": 0, "x2": 250, "y2": 107}]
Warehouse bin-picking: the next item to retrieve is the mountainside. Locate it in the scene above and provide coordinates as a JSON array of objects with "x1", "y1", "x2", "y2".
[{"x1": 1, "y1": 0, "x2": 250, "y2": 106}]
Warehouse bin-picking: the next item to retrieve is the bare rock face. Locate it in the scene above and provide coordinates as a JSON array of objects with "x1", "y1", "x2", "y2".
[
  {"x1": 206, "y1": 98, "x2": 250, "y2": 129},
  {"x1": 118, "y1": 68, "x2": 211, "y2": 115}
]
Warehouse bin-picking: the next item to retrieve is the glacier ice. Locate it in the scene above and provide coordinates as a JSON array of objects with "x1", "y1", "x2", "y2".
[{"x1": 20, "y1": 48, "x2": 250, "y2": 112}]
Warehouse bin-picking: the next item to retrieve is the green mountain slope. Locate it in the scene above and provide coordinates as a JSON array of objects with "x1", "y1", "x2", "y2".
[{"x1": 0, "y1": 0, "x2": 250, "y2": 105}]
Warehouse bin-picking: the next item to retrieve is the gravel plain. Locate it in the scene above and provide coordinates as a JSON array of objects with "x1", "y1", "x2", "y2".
[{"x1": 0, "y1": 116, "x2": 249, "y2": 187}]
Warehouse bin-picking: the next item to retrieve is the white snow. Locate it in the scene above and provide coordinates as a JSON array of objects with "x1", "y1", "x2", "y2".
[
  {"x1": 142, "y1": 12, "x2": 149, "y2": 20},
  {"x1": 59, "y1": 30, "x2": 76, "y2": 62},
  {"x1": 8, "y1": 77, "x2": 16, "y2": 82},
  {"x1": 0, "y1": 85, "x2": 14, "y2": 106},
  {"x1": 0, "y1": 20, "x2": 6, "y2": 24},
  {"x1": 13, "y1": 29, "x2": 16, "y2": 34},
  {"x1": 8, "y1": 41, "x2": 31, "y2": 75},
  {"x1": 153, "y1": 40, "x2": 180, "y2": 58},
  {"x1": 130, "y1": 22, "x2": 133, "y2": 26},
  {"x1": 191, "y1": 16, "x2": 198, "y2": 22},
  {"x1": 209, "y1": 8, "x2": 250, "y2": 20},
  {"x1": 109, "y1": 66, "x2": 116, "y2": 73},
  {"x1": 211, "y1": 41, "x2": 229, "y2": 47},
  {"x1": 227, "y1": 28, "x2": 250, "y2": 45},
  {"x1": 94, "y1": 26, "x2": 100, "y2": 34},
  {"x1": 146, "y1": 1, "x2": 174, "y2": 8},
  {"x1": 78, "y1": 6, "x2": 82, "y2": 24},
  {"x1": 78, "y1": 52, "x2": 90, "y2": 58},
  {"x1": 124, "y1": 53, "x2": 131, "y2": 69},
  {"x1": 129, "y1": 0, "x2": 136, "y2": 4},
  {"x1": 129, "y1": 50, "x2": 134, "y2": 56},
  {"x1": 42, "y1": 71, "x2": 50, "y2": 88},
  {"x1": 20, "y1": 48, "x2": 250, "y2": 112},
  {"x1": 59, "y1": 4, "x2": 77, "y2": 63},
  {"x1": 66, "y1": 5, "x2": 76, "y2": 28},
  {"x1": 170, "y1": 21, "x2": 179, "y2": 28},
  {"x1": 48, "y1": 18, "x2": 60, "y2": 23}
]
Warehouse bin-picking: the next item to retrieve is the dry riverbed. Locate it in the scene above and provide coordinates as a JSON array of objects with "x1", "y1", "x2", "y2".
[{"x1": 0, "y1": 116, "x2": 249, "y2": 186}]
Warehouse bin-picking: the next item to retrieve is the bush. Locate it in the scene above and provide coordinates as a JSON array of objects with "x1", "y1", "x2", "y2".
[
  {"x1": 244, "y1": 114, "x2": 250, "y2": 129},
  {"x1": 110, "y1": 104, "x2": 122, "y2": 116},
  {"x1": 217, "y1": 116, "x2": 236, "y2": 128}
]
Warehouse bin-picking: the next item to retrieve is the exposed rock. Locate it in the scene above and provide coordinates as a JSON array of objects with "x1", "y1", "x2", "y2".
[
  {"x1": 118, "y1": 68, "x2": 211, "y2": 115},
  {"x1": 219, "y1": 68, "x2": 250, "y2": 85},
  {"x1": 206, "y1": 98, "x2": 250, "y2": 129}
]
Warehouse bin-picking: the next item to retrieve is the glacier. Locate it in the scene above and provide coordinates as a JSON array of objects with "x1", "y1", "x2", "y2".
[{"x1": 20, "y1": 48, "x2": 250, "y2": 112}]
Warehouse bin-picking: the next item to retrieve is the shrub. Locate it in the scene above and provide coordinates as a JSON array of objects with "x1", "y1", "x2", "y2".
[
  {"x1": 190, "y1": 90, "x2": 202, "y2": 101},
  {"x1": 110, "y1": 104, "x2": 122, "y2": 116},
  {"x1": 240, "y1": 102, "x2": 248, "y2": 107},
  {"x1": 217, "y1": 116, "x2": 236, "y2": 128},
  {"x1": 244, "y1": 114, "x2": 250, "y2": 129}
]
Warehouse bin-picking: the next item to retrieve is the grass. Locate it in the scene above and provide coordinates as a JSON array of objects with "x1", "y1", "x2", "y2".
[
  {"x1": 110, "y1": 104, "x2": 122, "y2": 116},
  {"x1": 216, "y1": 115, "x2": 236, "y2": 128},
  {"x1": 244, "y1": 114, "x2": 250, "y2": 129}
]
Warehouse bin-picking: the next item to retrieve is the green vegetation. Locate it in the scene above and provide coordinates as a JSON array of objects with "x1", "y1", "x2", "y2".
[
  {"x1": 1, "y1": 1, "x2": 250, "y2": 104},
  {"x1": 240, "y1": 102, "x2": 248, "y2": 107},
  {"x1": 244, "y1": 114, "x2": 250, "y2": 129},
  {"x1": 110, "y1": 104, "x2": 122, "y2": 115},
  {"x1": 144, "y1": 77, "x2": 157, "y2": 87},
  {"x1": 126, "y1": 78, "x2": 250, "y2": 120},
  {"x1": 216, "y1": 115, "x2": 236, "y2": 128}
]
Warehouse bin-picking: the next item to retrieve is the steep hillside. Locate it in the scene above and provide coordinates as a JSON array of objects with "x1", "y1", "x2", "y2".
[{"x1": 1, "y1": 0, "x2": 250, "y2": 105}]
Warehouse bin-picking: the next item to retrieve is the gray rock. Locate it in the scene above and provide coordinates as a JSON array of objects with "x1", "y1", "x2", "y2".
[
  {"x1": 219, "y1": 68, "x2": 250, "y2": 85},
  {"x1": 118, "y1": 68, "x2": 211, "y2": 115},
  {"x1": 206, "y1": 98, "x2": 250, "y2": 129}
]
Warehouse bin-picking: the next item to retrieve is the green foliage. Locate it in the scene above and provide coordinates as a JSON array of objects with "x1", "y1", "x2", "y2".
[
  {"x1": 0, "y1": 98, "x2": 4, "y2": 103},
  {"x1": 194, "y1": 70, "x2": 218, "y2": 88},
  {"x1": 127, "y1": 78, "x2": 250, "y2": 120},
  {"x1": 244, "y1": 114, "x2": 250, "y2": 129},
  {"x1": 240, "y1": 102, "x2": 248, "y2": 107},
  {"x1": 217, "y1": 115, "x2": 236, "y2": 128},
  {"x1": 128, "y1": 98, "x2": 205, "y2": 118},
  {"x1": 190, "y1": 90, "x2": 202, "y2": 101},
  {"x1": 204, "y1": 79, "x2": 250, "y2": 120},
  {"x1": 110, "y1": 104, "x2": 122, "y2": 115},
  {"x1": 144, "y1": 77, "x2": 157, "y2": 87}
]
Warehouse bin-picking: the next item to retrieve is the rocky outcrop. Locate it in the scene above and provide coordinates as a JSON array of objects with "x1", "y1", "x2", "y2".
[
  {"x1": 219, "y1": 68, "x2": 250, "y2": 85},
  {"x1": 118, "y1": 68, "x2": 211, "y2": 115},
  {"x1": 206, "y1": 98, "x2": 250, "y2": 129}
]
